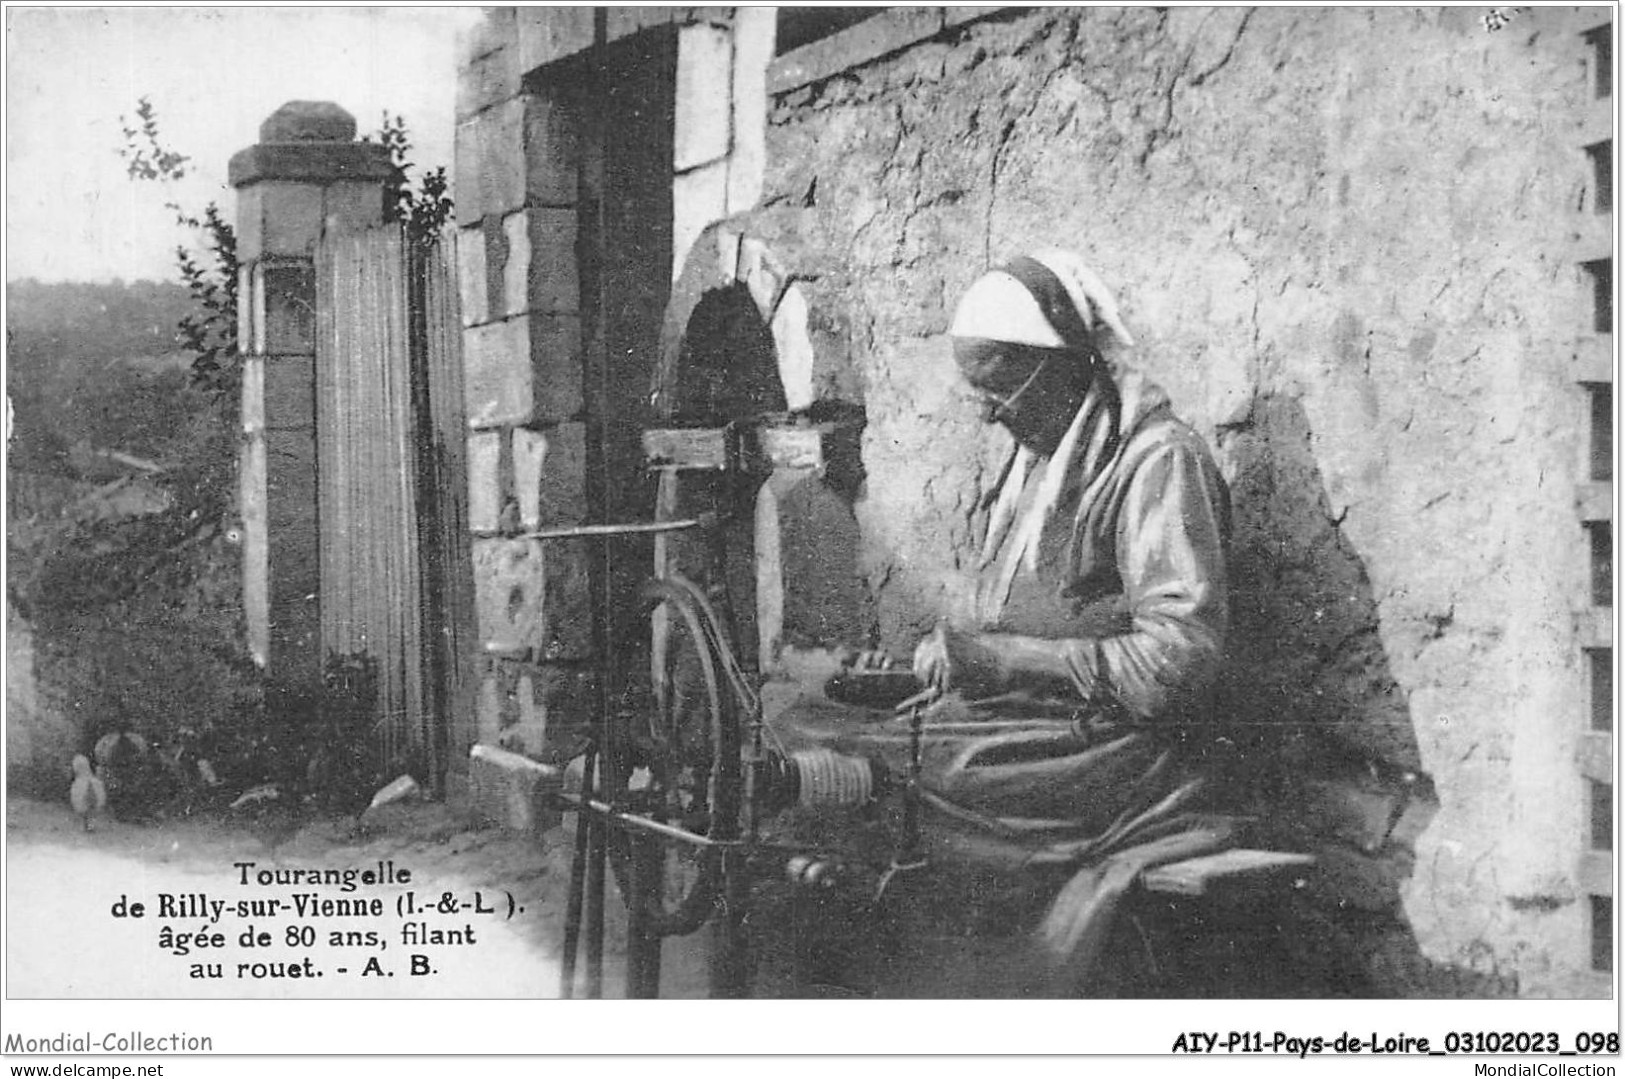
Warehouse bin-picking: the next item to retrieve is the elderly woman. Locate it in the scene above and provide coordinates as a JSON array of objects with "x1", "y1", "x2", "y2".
[
  {"x1": 915, "y1": 250, "x2": 1230, "y2": 717},
  {"x1": 887, "y1": 249, "x2": 1238, "y2": 980},
  {"x1": 767, "y1": 251, "x2": 1237, "y2": 992}
]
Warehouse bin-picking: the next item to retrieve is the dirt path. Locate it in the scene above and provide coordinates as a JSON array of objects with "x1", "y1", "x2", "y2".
[{"x1": 4, "y1": 795, "x2": 645, "y2": 998}]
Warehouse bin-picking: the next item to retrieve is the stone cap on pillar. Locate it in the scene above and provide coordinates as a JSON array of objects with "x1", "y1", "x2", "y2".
[{"x1": 229, "y1": 101, "x2": 394, "y2": 188}]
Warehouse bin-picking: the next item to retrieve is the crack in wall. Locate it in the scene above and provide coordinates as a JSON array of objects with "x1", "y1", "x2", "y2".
[
  {"x1": 1138, "y1": 7, "x2": 1257, "y2": 168},
  {"x1": 1190, "y1": 7, "x2": 1257, "y2": 87}
]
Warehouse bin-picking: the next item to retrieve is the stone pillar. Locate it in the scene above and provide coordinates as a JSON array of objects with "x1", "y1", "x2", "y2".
[
  {"x1": 230, "y1": 101, "x2": 392, "y2": 691},
  {"x1": 450, "y1": 7, "x2": 778, "y2": 778},
  {"x1": 455, "y1": 20, "x2": 593, "y2": 760}
]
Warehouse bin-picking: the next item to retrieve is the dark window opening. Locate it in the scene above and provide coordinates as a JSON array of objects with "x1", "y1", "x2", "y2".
[
  {"x1": 1592, "y1": 894, "x2": 1613, "y2": 973},
  {"x1": 1589, "y1": 141, "x2": 1613, "y2": 214},
  {"x1": 1585, "y1": 259, "x2": 1613, "y2": 334},
  {"x1": 1586, "y1": 25, "x2": 1613, "y2": 99},
  {"x1": 775, "y1": 8, "x2": 885, "y2": 55},
  {"x1": 1589, "y1": 382, "x2": 1613, "y2": 482},
  {"x1": 1590, "y1": 648, "x2": 1614, "y2": 732},
  {"x1": 1593, "y1": 781, "x2": 1614, "y2": 851},
  {"x1": 1589, "y1": 522, "x2": 1613, "y2": 608}
]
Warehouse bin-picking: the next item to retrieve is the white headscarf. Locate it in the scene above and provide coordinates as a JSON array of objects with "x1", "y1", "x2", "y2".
[{"x1": 953, "y1": 250, "x2": 1138, "y2": 623}]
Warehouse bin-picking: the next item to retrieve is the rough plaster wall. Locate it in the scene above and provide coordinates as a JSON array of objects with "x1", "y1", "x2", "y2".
[{"x1": 763, "y1": 7, "x2": 1596, "y2": 991}]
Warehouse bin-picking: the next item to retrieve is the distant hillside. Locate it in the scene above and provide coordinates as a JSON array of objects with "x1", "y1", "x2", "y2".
[
  {"x1": 6, "y1": 279, "x2": 206, "y2": 475},
  {"x1": 7, "y1": 278, "x2": 196, "y2": 377}
]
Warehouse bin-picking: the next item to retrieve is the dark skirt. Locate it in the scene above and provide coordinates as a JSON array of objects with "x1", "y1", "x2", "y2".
[{"x1": 767, "y1": 689, "x2": 1238, "y2": 982}]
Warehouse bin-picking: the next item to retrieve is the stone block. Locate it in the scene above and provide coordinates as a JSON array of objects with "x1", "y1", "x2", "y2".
[
  {"x1": 264, "y1": 427, "x2": 317, "y2": 511},
  {"x1": 606, "y1": 6, "x2": 672, "y2": 41},
  {"x1": 675, "y1": 23, "x2": 733, "y2": 172},
  {"x1": 476, "y1": 669, "x2": 505, "y2": 742},
  {"x1": 261, "y1": 264, "x2": 316, "y2": 356},
  {"x1": 237, "y1": 265, "x2": 253, "y2": 350},
  {"x1": 473, "y1": 537, "x2": 545, "y2": 653},
  {"x1": 467, "y1": 431, "x2": 503, "y2": 533},
  {"x1": 513, "y1": 421, "x2": 588, "y2": 529},
  {"x1": 481, "y1": 101, "x2": 527, "y2": 221},
  {"x1": 262, "y1": 354, "x2": 316, "y2": 431},
  {"x1": 249, "y1": 262, "x2": 267, "y2": 356},
  {"x1": 236, "y1": 182, "x2": 326, "y2": 261},
  {"x1": 323, "y1": 181, "x2": 386, "y2": 235},
  {"x1": 507, "y1": 209, "x2": 580, "y2": 315},
  {"x1": 466, "y1": 97, "x2": 528, "y2": 222},
  {"x1": 264, "y1": 427, "x2": 319, "y2": 607},
  {"x1": 539, "y1": 541, "x2": 595, "y2": 660},
  {"x1": 457, "y1": 95, "x2": 579, "y2": 226},
  {"x1": 728, "y1": 7, "x2": 774, "y2": 214},
  {"x1": 771, "y1": 283, "x2": 816, "y2": 412},
  {"x1": 472, "y1": 536, "x2": 593, "y2": 660},
  {"x1": 464, "y1": 320, "x2": 534, "y2": 429},
  {"x1": 512, "y1": 427, "x2": 549, "y2": 532},
  {"x1": 528, "y1": 313, "x2": 584, "y2": 421},
  {"x1": 484, "y1": 215, "x2": 511, "y2": 318},
  {"x1": 457, "y1": 43, "x2": 522, "y2": 122},
  {"x1": 523, "y1": 92, "x2": 580, "y2": 207},
  {"x1": 516, "y1": 6, "x2": 596, "y2": 73},
  {"x1": 540, "y1": 421, "x2": 588, "y2": 525},
  {"x1": 455, "y1": 225, "x2": 490, "y2": 326},
  {"x1": 240, "y1": 435, "x2": 270, "y2": 667},
  {"x1": 241, "y1": 356, "x2": 265, "y2": 434},
  {"x1": 462, "y1": 314, "x2": 582, "y2": 429},
  {"x1": 454, "y1": 118, "x2": 486, "y2": 226},
  {"x1": 468, "y1": 742, "x2": 562, "y2": 837},
  {"x1": 512, "y1": 674, "x2": 547, "y2": 752},
  {"x1": 673, "y1": 159, "x2": 730, "y2": 284}
]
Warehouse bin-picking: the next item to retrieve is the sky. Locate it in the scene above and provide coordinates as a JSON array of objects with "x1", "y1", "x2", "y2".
[{"x1": 5, "y1": 6, "x2": 475, "y2": 284}]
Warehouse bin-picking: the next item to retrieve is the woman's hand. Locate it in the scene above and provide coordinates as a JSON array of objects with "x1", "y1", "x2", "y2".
[{"x1": 898, "y1": 622, "x2": 1001, "y2": 710}]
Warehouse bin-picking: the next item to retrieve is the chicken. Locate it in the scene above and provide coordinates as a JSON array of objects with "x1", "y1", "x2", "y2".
[{"x1": 69, "y1": 754, "x2": 108, "y2": 832}]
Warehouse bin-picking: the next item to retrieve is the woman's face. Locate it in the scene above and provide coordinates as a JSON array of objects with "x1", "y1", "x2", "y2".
[{"x1": 959, "y1": 343, "x2": 1092, "y2": 456}]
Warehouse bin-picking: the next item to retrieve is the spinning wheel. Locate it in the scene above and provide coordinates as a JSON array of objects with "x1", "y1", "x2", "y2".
[{"x1": 608, "y1": 575, "x2": 745, "y2": 939}]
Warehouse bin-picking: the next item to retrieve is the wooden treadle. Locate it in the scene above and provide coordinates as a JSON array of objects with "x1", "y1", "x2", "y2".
[{"x1": 1140, "y1": 849, "x2": 1316, "y2": 898}]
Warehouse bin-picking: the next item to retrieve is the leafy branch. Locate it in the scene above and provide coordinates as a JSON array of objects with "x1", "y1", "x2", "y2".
[
  {"x1": 118, "y1": 96, "x2": 191, "y2": 182},
  {"x1": 120, "y1": 100, "x2": 453, "y2": 400},
  {"x1": 174, "y1": 201, "x2": 239, "y2": 399},
  {"x1": 120, "y1": 97, "x2": 239, "y2": 398},
  {"x1": 365, "y1": 111, "x2": 454, "y2": 242}
]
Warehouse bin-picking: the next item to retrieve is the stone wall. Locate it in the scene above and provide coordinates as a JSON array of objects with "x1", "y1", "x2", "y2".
[{"x1": 758, "y1": 6, "x2": 1610, "y2": 995}]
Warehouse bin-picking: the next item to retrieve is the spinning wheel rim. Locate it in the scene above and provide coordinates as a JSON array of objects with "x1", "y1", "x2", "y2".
[{"x1": 608, "y1": 575, "x2": 743, "y2": 938}]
